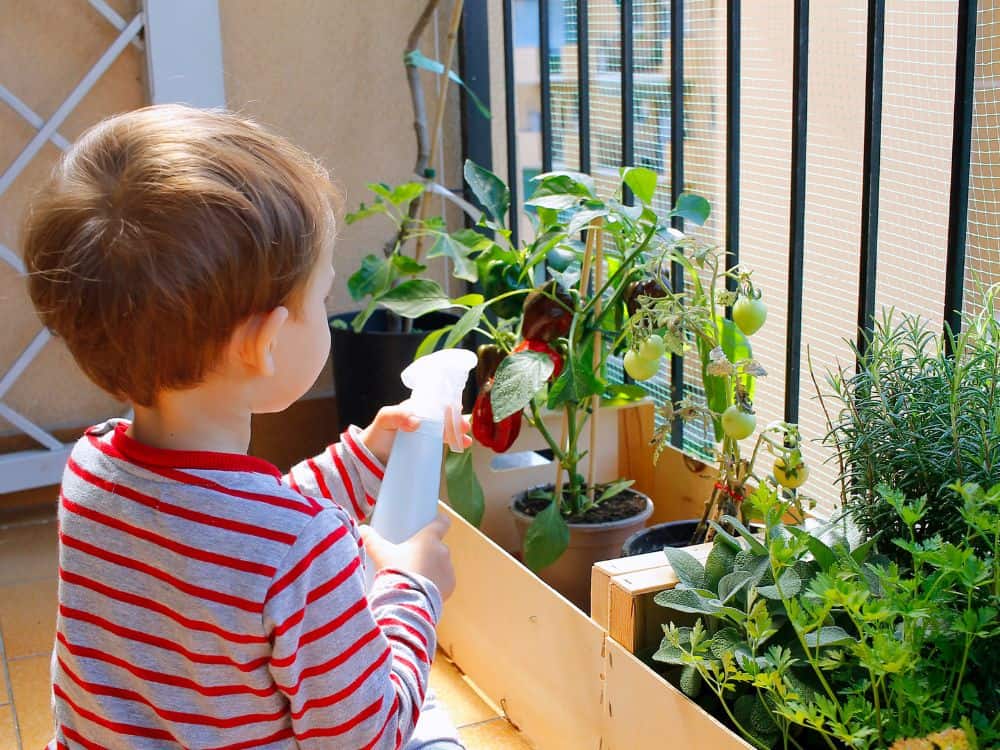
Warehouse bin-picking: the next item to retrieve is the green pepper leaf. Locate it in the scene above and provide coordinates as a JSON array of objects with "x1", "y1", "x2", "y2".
[
  {"x1": 523, "y1": 500, "x2": 570, "y2": 571},
  {"x1": 347, "y1": 254, "x2": 394, "y2": 302},
  {"x1": 345, "y1": 201, "x2": 387, "y2": 224},
  {"x1": 491, "y1": 351, "x2": 554, "y2": 421},
  {"x1": 524, "y1": 193, "x2": 580, "y2": 211},
  {"x1": 391, "y1": 255, "x2": 427, "y2": 275},
  {"x1": 547, "y1": 345, "x2": 605, "y2": 409},
  {"x1": 531, "y1": 170, "x2": 597, "y2": 198},
  {"x1": 444, "y1": 305, "x2": 484, "y2": 349},
  {"x1": 621, "y1": 166, "x2": 658, "y2": 205},
  {"x1": 428, "y1": 234, "x2": 479, "y2": 282},
  {"x1": 670, "y1": 192, "x2": 711, "y2": 226},
  {"x1": 406, "y1": 51, "x2": 492, "y2": 120},
  {"x1": 414, "y1": 326, "x2": 452, "y2": 359},
  {"x1": 445, "y1": 449, "x2": 485, "y2": 526},
  {"x1": 378, "y1": 280, "x2": 452, "y2": 319},
  {"x1": 464, "y1": 160, "x2": 509, "y2": 226}
]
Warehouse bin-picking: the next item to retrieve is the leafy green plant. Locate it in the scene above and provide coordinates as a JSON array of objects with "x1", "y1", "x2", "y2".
[
  {"x1": 628, "y1": 242, "x2": 808, "y2": 543},
  {"x1": 653, "y1": 482, "x2": 998, "y2": 749},
  {"x1": 350, "y1": 160, "x2": 713, "y2": 568},
  {"x1": 823, "y1": 287, "x2": 1000, "y2": 552}
]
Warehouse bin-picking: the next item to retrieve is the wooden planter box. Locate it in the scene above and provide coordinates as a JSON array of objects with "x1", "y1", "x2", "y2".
[{"x1": 437, "y1": 402, "x2": 750, "y2": 749}]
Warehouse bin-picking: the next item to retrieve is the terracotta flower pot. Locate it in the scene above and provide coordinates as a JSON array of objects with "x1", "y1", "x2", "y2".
[{"x1": 510, "y1": 485, "x2": 654, "y2": 611}]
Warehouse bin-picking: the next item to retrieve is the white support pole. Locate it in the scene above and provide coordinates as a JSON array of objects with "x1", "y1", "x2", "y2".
[
  {"x1": 143, "y1": 0, "x2": 226, "y2": 108},
  {"x1": 0, "y1": 244, "x2": 26, "y2": 274},
  {"x1": 0, "y1": 404, "x2": 63, "y2": 451},
  {"x1": 88, "y1": 0, "x2": 145, "y2": 50},
  {"x1": 0, "y1": 85, "x2": 71, "y2": 151},
  {"x1": 0, "y1": 13, "x2": 144, "y2": 197},
  {"x1": 0, "y1": 330, "x2": 51, "y2": 400},
  {"x1": 0, "y1": 447, "x2": 73, "y2": 495}
]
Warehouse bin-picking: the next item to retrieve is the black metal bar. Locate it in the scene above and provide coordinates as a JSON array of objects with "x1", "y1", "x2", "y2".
[
  {"x1": 577, "y1": 0, "x2": 591, "y2": 173},
  {"x1": 856, "y1": 0, "x2": 885, "y2": 360},
  {"x1": 725, "y1": 0, "x2": 740, "y2": 294},
  {"x1": 621, "y1": 0, "x2": 635, "y2": 204},
  {"x1": 539, "y1": 0, "x2": 553, "y2": 173},
  {"x1": 458, "y1": 1, "x2": 493, "y2": 180},
  {"x1": 670, "y1": 0, "x2": 685, "y2": 448},
  {"x1": 502, "y1": 0, "x2": 520, "y2": 247},
  {"x1": 943, "y1": 0, "x2": 978, "y2": 348},
  {"x1": 784, "y1": 0, "x2": 808, "y2": 425}
]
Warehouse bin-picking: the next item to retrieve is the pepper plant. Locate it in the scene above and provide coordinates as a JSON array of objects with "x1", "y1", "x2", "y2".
[{"x1": 348, "y1": 160, "x2": 710, "y2": 569}]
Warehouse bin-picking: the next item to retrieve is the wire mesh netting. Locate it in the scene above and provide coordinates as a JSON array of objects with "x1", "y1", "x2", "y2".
[
  {"x1": 966, "y1": 2, "x2": 1000, "y2": 313},
  {"x1": 507, "y1": 0, "x2": 998, "y2": 518}
]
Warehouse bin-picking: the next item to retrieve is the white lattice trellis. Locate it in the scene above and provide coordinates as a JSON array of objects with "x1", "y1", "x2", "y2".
[{"x1": 0, "y1": 0, "x2": 224, "y2": 494}]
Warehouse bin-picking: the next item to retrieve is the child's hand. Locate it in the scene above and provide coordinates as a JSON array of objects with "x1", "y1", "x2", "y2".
[
  {"x1": 360, "y1": 514, "x2": 456, "y2": 599},
  {"x1": 359, "y1": 403, "x2": 472, "y2": 465}
]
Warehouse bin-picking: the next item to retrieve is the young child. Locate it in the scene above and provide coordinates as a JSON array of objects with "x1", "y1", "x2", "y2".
[{"x1": 23, "y1": 104, "x2": 467, "y2": 749}]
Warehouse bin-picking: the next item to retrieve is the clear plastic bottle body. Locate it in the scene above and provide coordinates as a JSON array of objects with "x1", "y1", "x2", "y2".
[{"x1": 368, "y1": 418, "x2": 444, "y2": 543}]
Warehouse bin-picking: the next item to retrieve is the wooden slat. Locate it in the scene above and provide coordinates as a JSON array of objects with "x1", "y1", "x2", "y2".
[
  {"x1": 437, "y1": 503, "x2": 607, "y2": 750},
  {"x1": 602, "y1": 639, "x2": 753, "y2": 749},
  {"x1": 441, "y1": 502, "x2": 750, "y2": 749}
]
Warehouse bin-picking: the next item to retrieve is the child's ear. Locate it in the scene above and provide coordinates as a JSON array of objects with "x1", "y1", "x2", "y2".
[{"x1": 239, "y1": 306, "x2": 289, "y2": 377}]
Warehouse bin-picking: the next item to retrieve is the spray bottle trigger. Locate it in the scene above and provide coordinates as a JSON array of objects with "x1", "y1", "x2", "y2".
[{"x1": 444, "y1": 404, "x2": 465, "y2": 453}]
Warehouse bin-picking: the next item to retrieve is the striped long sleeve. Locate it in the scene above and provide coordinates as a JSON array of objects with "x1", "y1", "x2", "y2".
[
  {"x1": 264, "y1": 509, "x2": 440, "y2": 748},
  {"x1": 285, "y1": 426, "x2": 384, "y2": 523},
  {"x1": 48, "y1": 419, "x2": 441, "y2": 750}
]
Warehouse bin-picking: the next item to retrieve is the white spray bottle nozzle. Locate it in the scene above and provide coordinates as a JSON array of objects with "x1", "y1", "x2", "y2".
[{"x1": 400, "y1": 348, "x2": 477, "y2": 452}]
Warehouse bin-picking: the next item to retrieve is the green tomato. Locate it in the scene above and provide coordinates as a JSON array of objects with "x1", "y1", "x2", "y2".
[
  {"x1": 639, "y1": 335, "x2": 667, "y2": 361},
  {"x1": 721, "y1": 405, "x2": 756, "y2": 440},
  {"x1": 624, "y1": 350, "x2": 661, "y2": 381},
  {"x1": 733, "y1": 296, "x2": 767, "y2": 336},
  {"x1": 773, "y1": 456, "x2": 809, "y2": 489}
]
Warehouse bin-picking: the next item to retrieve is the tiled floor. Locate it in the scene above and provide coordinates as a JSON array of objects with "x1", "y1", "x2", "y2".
[{"x1": 0, "y1": 505, "x2": 529, "y2": 750}]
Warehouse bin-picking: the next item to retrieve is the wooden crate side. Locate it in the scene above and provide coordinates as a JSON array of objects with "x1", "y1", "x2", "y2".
[
  {"x1": 597, "y1": 544, "x2": 713, "y2": 655},
  {"x1": 437, "y1": 503, "x2": 607, "y2": 750},
  {"x1": 591, "y1": 549, "x2": 682, "y2": 630},
  {"x1": 602, "y1": 639, "x2": 753, "y2": 750}
]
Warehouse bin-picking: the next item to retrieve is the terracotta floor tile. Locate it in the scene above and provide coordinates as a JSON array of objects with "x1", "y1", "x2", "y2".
[
  {"x1": 430, "y1": 653, "x2": 498, "y2": 728},
  {"x1": 0, "y1": 518, "x2": 58, "y2": 586},
  {"x1": 459, "y1": 718, "x2": 533, "y2": 749},
  {"x1": 9, "y1": 655, "x2": 52, "y2": 750},
  {"x1": 0, "y1": 579, "x2": 58, "y2": 659},
  {"x1": 0, "y1": 703, "x2": 18, "y2": 750}
]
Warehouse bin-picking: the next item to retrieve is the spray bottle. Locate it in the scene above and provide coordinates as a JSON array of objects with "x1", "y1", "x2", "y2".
[{"x1": 366, "y1": 348, "x2": 477, "y2": 585}]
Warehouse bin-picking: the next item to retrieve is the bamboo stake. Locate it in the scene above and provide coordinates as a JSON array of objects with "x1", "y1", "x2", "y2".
[
  {"x1": 413, "y1": 0, "x2": 465, "y2": 265},
  {"x1": 555, "y1": 223, "x2": 599, "y2": 504},
  {"x1": 587, "y1": 220, "x2": 605, "y2": 503}
]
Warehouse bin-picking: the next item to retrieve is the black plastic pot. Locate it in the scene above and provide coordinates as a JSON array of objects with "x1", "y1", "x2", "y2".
[
  {"x1": 329, "y1": 309, "x2": 477, "y2": 433},
  {"x1": 620, "y1": 519, "x2": 700, "y2": 556}
]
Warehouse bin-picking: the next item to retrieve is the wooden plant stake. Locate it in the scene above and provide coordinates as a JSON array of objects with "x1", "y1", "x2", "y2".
[
  {"x1": 554, "y1": 222, "x2": 599, "y2": 503},
  {"x1": 413, "y1": 0, "x2": 465, "y2": 266},
  {"x1": 587, "y1": 219, "x2": 605, "y2": 504}
]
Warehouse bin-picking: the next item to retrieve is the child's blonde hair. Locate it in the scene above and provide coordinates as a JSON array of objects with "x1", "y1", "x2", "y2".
[{"x1": 23, "y1": 104, "x2": 339, "y2": 407}]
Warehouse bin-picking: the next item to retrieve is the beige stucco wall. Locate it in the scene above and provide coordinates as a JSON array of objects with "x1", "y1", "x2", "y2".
[{"x1": 0, "y1": 1, "x2": 464, "y2": 442}]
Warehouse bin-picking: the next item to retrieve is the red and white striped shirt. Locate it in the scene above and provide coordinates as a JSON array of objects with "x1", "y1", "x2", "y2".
[{"x1": 48, "y1": 419, "x2": 441, "y2": 749}]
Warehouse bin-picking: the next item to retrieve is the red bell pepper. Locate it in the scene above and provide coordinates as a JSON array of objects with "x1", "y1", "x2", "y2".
[{"x1": 472, "y1": 378, "x2": 522, "y2": 452}]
